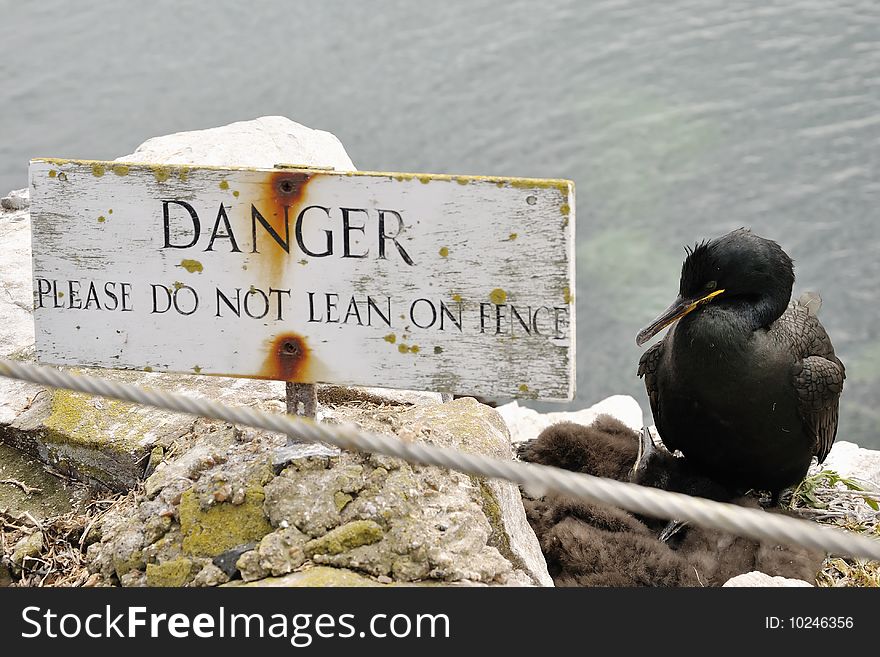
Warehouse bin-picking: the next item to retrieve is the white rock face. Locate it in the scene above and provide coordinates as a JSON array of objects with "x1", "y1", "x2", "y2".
[
  {"x1": 723, "y1": 571, "x2": 813, "y2": 587},
  {"x1": 823, "y1": 440, "x2": 880, "y2": 489},
  {"x1": 0, "y1": 207, "x2": 34, "y2": 358},
  {"x1": 497, "y1": 395, "x2": 644, "y2": 444},
  {"x1": 116, "y1": 116, "x2": 356, "y2": 171}
]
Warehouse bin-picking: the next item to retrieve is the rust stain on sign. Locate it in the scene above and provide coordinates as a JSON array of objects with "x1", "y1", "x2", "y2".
[
  {"x1": 254, "y1": 170, "x2": 313, "y2": 284},
  {"x1": 259, "y1": 333, "x2": 312, "y2": 382}
]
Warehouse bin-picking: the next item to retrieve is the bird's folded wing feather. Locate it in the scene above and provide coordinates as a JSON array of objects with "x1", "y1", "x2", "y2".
[{"x1": 773, "y1": 302, "x2": 846, "y2": 463}]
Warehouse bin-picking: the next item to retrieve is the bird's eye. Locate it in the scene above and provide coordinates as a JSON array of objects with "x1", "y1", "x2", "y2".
[{"x1": 705, "y1": 280, "x2": 717, "y2": 291}]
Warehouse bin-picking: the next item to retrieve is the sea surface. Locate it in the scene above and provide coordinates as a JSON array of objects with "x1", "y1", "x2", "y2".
[{"x1": 2, "y1": 0, "x2": 879, "y2": 447}]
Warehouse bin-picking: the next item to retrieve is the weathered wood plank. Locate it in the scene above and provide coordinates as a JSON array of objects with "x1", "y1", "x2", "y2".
[{"x1": 28, "y1": 159, "x2": 575, "y2": 400}]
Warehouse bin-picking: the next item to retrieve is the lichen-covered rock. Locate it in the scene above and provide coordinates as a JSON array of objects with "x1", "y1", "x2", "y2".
[
  {"x1": 86, "y1": 395, "x2": 551, "y2": 587},
  {"x1": 305, "y1": 520, "x2": 384, "y2": 557},
  {"x1": 0, "y1": 206, "x2": 32, "y2": 363},
  {"x1": 179, "y1": 487, "x2": 273, "y2": 557},
  {"x1": 146, "y1": 558, "x2": 192, "y2": 587}
]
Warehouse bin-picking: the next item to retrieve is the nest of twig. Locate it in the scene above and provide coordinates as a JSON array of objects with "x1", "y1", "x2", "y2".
[
  {"x1": 1, "y1": 492, "x2": 135, "y2": 587},
  {"x1": 788, "y1": 466, "x2": 880, "y2": 587}
]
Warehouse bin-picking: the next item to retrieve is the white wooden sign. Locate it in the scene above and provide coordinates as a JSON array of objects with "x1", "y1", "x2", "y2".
[{"x1": 28, "y1": 159, "x2": 575, "y2": 400}]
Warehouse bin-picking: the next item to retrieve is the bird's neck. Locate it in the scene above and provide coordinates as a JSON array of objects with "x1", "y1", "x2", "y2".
[{"x1": 675, "y1": 299, "x2": 772, "y2": 357}]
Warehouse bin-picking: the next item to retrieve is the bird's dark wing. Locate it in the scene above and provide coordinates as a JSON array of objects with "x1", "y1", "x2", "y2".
[
  {"x1": 638, "y1": 341, "x2": 677, "y2": 451},
  {"x1": 771, "y1": 302, "x2": 845, "y2": 463}
]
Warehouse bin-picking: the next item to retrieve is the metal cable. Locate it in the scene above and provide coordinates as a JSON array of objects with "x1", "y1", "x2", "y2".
[{"x1": 1, "y1": 358, "x2": 879, "y2": 561}]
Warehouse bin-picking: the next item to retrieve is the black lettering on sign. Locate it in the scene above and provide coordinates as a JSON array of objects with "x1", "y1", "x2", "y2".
[
  {"x1": 307, "y1": 292, "x2": 393, "y2": 327},
  {"x1": 205, "y1": 204, "x2": 242, "y2": 252},
  {"x1": 409, "y1": 298, "x2": 463, "y2": 331},
  {"x1": 216, "y1": 286, "x2": 291, "y2": 320},
  {"x1": 341, "y1": 208, "x2": 369, "y2": 259},
  {"x1": 35, "y1": 279, "x2": 131, "y2": 311},
  {"x1": 103, "y1": 282, "x2": 118, "y2": 311},
  {"x1": 35, "y1": 278, "x2": 51, "y2": 309},
  {"x1": 67, "y1": 280, "x2": 81, "y2": 309},
  {"x1": 409, "y1": 298, "x2": 436, "y2": 329},
  {"x1": 377, "y1": 210, "x2": 414, "y2": 266},
  {"x1": 162, "y1": 200, "x2": 201, "y2": 249},
  {"x1": 478, "y1": 302, "x2": 570, "y2": 339},
  {"x1": 553, "y1": 306, "x2": 569, "y2": 339},
  {"x1": 325, "y1": 293, "x2": 339, "y2": 323},
  {"x1": 120, "y1": 283, "x2": 133, "y2": 311},
  {"x1": 151, "y1": 284, "x2": 198, "y2": 316},
  {"x1": 295, "y1": 206, "x2": 333, "y2": 257},
  {"x1": 159, "y1": 199, "x2": 417, "y2": 266},
  {"x1": 367, "y1": 297, "x2": 392, "y2": 327},
  {"x1": 251, "y1": 204, "x2": 290, "y2": 254}
]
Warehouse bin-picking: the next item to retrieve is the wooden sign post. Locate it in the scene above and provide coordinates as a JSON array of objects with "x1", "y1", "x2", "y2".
[{"x1": 28, "y1": 159, "x2": 576, "y2": 403}]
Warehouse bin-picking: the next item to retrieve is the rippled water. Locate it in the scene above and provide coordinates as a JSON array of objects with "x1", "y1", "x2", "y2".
[{"x1": 2, "y1": 1, "x2": 879, "y2": 446}]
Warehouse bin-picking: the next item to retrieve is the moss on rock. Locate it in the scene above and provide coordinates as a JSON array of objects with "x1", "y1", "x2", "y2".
[
  {"x1": 179, "y1": 486, "x2": 273, "y2": 557},
  {"x1": 305, "y1": 520, "x2": 384, "y2": 557},
  {"x1": 146, "y1": 558, "x2": 192, "y2": 587},
  {"x1": 334, "y1": 491, "x2": 353, "y2": 512},
  {"x1": 44, "y1": 388, "x2": 152, "y2": 450}
]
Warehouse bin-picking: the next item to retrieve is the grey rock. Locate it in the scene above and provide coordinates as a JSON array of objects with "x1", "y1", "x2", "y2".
[
  {"x1": 192, "y1": 563, "x2": 230, "y2": 587},
  {"x1": 1, "y1": 188, "x2": 29, "y2": 211},
  {"x1": 254, "y1": 526, "x2": 308, "y2": 576},
  {"x1": 235, "y1": 550, "x2": 268, "y2": 582}
]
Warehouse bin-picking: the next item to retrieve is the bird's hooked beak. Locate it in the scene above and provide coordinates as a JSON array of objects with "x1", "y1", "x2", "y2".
[{"x1": 636, "y1": 289, "x2": 725, "y2": 347}]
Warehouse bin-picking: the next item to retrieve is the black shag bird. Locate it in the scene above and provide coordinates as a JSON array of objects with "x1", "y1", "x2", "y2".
[{"x1": 636, "y1": 229, "x2": 845, "y2": 498}]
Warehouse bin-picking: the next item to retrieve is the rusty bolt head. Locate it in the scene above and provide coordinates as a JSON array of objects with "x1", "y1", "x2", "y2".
[
  {"x1": 280, "y1": 340, "x2": 301, "y2": 357},
  {"x1": 278, "y1": 179, "x2": 297, "y2": 194}
]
